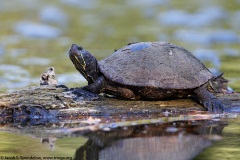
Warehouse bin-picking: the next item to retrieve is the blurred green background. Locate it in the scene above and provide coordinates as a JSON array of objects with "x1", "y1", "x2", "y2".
[{"x1": 0, "y1": 0, "x2": 239, "y2": 93}]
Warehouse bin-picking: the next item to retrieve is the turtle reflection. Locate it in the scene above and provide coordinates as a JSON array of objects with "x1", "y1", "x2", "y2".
[{"x1": 74, "y1": 120, "x2": 227, "y2": 160}]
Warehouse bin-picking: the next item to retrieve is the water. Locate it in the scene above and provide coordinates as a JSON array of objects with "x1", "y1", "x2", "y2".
[
  {"x1": 0, "y1": 0, "x2": 240, "y2": 159},
  {"x1": 0, "y1": 112, "x2": 239, "y2": 159}
]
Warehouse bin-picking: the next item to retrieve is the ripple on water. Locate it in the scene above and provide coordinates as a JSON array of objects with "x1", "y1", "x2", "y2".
[
  {"x1": 158, "y1": 10, "x2": 190, "y2": 26},
  {"x1": 174, "y1": 30, "x2": 211, "y2": 45},
  {"x1": 60, "y1": 0, "x2": 98, "y2": 9},
  {"x1": 158, "y1": 7, "x2": 226, "y2": 27},
  {"x1": 57, "y1": 73, "x2": 86, "y2": 85},
  {"x1": 231, "y1": 11, "x2": 240, "y2": 29},
  {"x1": 174, "y1": 29, "x2": 239, "y2": 45},
  {"x1": 0, "y1": 64, "x2": 38, "y2": 90},
  {"x1": 14, "y1": 21, "x2": 62, "y2": 39},
  {"x1": 1, "y1": 35, "x2": 21, "y2": 46},
  {"x1": 210, "y1": 30, "x2": 239, "y2": 43},
  {"x1": 0, "y1": 46, "x2": 4, "y2": 56},
  {"x1": 20, "y1": 57, "x2": 51, "y2": 66},
  {"x1": 9, "y1": 48, "x2": 27, "y2": 57},
  {"x1": 193, "y1": 49, "x2": 221, "y2": 75},
  {"x1": 224, "y1": 48, "x2": 240, "y2": 57},
  {"x1": 0, "y1": 0, "x2": 42, "y2": 11},
  {"x1": 127, "y1": 0, "x2": 167, "y2": 6},
  {"x1": 39, "y1": 6, "x2": 68, "y2": 26},
  {"x1": 191, "y1": 7, "x2": 227, "y2": 27}
]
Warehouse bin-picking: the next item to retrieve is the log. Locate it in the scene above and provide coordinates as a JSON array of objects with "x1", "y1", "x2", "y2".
[{"x1": 0, "y1": 85, "x2": 239, "y2": 120}]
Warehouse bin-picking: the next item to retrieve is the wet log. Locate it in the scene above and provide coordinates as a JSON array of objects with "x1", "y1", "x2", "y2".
[{"x1": 0, "y1": 85, "x2": 239, "y2": 119}]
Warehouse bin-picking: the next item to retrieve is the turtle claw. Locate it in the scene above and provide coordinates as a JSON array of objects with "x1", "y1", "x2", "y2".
[
  {"x1": 203, "y1": 101, "x2": 211, "y2": 111},
  {"x1": 203, "y1": 98, "x2": 224, "y2": 112},
  {"x1": 212, "y1": 99, "x2": 225, "y2": 112}
]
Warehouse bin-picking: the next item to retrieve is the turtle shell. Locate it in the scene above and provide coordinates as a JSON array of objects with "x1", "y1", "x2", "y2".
[{"x1": 98, "y1": 42, "x2": 213, "y2": 89}]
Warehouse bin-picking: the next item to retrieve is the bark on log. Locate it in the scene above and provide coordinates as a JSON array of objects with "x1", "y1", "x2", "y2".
[{"x1": 0, "y1": 85, "x2": 239, "y2": 119}]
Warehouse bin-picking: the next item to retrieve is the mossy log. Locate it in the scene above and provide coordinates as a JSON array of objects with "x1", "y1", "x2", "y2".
[{"x1": 0, "y1": 85, "x2": 239, "y2": 119}]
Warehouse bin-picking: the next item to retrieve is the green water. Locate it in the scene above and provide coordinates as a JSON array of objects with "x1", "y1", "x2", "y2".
[
  {"x1": 194, "y1": 118, "x2": 240, "y2": 160},
  {"x1": 0, "y1": 115, "x2": 239, "y2": 160}
]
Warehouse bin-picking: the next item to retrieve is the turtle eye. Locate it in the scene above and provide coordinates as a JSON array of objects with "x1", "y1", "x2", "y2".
[{"x1": 77, "y1": 46, "x2": 83, "y2": 50}]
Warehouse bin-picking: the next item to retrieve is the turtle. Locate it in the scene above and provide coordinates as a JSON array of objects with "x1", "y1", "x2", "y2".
[{"x1": 68, "y1": 42, "x2": 225, "y2": 112}]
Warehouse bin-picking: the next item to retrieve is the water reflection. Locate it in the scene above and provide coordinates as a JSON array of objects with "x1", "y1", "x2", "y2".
[
  {"x1": 74, "y1": 120, "x2": 227, "y2": 160},
  {"x1": 1, "y1": 112, "x2": 238, "y2": 159}
]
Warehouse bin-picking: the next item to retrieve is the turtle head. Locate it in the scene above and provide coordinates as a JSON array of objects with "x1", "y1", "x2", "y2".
[{"x1": 69, "y1": 44, "x2": 99, "y2": 84}]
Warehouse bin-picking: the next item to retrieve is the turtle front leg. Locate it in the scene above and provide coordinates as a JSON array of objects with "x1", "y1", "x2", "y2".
[
  {"x1": 194, "y1": 86, "x2": 224, "y2": 112},
  {"x1": 82, "y1": 76, "x2": 105, "y2": 94},
  {"x1": 82, "y1": 76, "x2": 136, "y2": 99}
]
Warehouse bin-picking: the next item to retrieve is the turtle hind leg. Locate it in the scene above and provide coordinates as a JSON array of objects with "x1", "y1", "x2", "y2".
[{"x1": 194, "y1": 86, "x2": 224, "y2": 112}]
